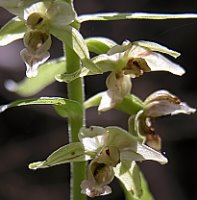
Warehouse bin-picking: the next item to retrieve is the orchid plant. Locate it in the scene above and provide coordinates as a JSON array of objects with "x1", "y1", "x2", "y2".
[{"x1": 0, "y1": 1, "x2": 196, "y2": 200}]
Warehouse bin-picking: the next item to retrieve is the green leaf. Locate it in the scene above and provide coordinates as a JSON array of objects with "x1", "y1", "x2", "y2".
[
  {"x1": 29, "y1": 142, "x2": 93, "y2": 170},
  {"x1": 78, "y1": 12, "x2": 197, "y2": 23},
  {"x1": 85, "y1": 37, "x2": 117, "y2": 54},
  {"x1": 5, "y1": 57, "x2": 66, "y2": 97},
  {"x1": 0, "y1": 17, "x2": 25, "y2": 46},
  {"x1": 50, "y1": 25, "x2": 101, "y2": 73},
  {"x1": 0, "y1": 97, "x2": 82, "y2": 120}
]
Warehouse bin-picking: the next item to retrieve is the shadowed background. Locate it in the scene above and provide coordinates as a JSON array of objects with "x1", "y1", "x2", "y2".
[{"x1": 0, "y1": 0, "x2": 197, "y2": 199}]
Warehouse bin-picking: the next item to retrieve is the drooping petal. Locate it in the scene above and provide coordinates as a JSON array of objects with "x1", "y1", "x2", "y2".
[
  {"x1": 120, "y1": 142, "x2": 167, "y2": 164},
  {"x1": 21, "y1": 30, "x2": 52, "y2": 77},
  {"x1": 20, "y1": 48, "x2": 50, "y2": 78},
  {"x1": 81, "y1": 158, "x2": 114, "y2": 197},
  {"x1": 144, "y1": 90, "x2": 196, "y2": 117},
  {"x1": 127, "y1": 45, "x2": 185, "y2": 76},
  {"x1": 81, "y1": 179, "x2": 112, "y2": 198}
]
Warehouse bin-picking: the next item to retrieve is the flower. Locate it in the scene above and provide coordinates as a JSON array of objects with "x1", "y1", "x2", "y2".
[
  {"x1": 20, "y1": 29, "x2": 51, "y2": 77},
  {"x1": 28, "y1": 125, "x2": 168, "y2": 198},
  {"x1": 1, "y1": 0, "x2": 76, "y2": 77},
  {"x1": 79, "y1": 126, "x2": 167, "y2": 197},
  {"x1": 133, "y1": 90, "x2": 196, "y2": 150},
  {"x1": 91, "y1": 40, "x2": 185, "y2": 111},
  {"x1": 98, "y1": 72, "x2": 132, "y2": 112},
  {"x1": 93, "y1": 40, "x2": 185, "y2": 76}
]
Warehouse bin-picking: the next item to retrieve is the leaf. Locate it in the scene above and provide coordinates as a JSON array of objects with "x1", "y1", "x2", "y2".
[
  {"x1": 55, "y1": 67, "x2": 93, "y2": 83},
  {"x1": 5, "y1": 57, "x2": 66, "y2": 97},
  {"x1": 0, "y1": 17, "x2": 26, "y2": 46},
  {"x1": 114, "y1": 161, "x2": 142, "y2": 199},
  {"x1": 85, "y1": 37, "x2": 117, "y2": 54},
  {"x1": 78, "y1": 12, "x2": 197, "y2": 23},
  {"x1": 0, "y1": 97, "x2": 82, "y2": 120},
  {"x1": 50, "y1": 25, "x2": 101, "y2": 73},
  {"x1": 133, "y1": 40, "x2": 180, "y2": 58},
  {"x1": 116, "y1": 162, "x2": 154, "y2": 200},
  {"x1": 139, "y1": 173, "x2": 154, "y2": 200},
  {"x1": 29, "y1": 142, "x2": 93, "y2": 170}
]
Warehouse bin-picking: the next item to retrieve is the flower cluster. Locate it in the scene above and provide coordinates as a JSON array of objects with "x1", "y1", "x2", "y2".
[{"x1": 1, "y1": 2, "x2": 196, "y2": 200}]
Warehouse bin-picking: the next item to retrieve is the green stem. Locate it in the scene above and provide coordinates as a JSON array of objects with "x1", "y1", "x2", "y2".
[{"x1": 65, "y1": 44, "x2": 86, "y2": 200}]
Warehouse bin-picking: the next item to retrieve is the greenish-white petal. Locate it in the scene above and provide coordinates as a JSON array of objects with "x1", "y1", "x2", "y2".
[
  {"x1": 29, "y1": 142, "x2": 93, "y2": 170},
  {"x1": 47, "y1": 0, "x2": 76, "y2": 27},
  {"x1": 141, "y1": 51, "x2": 185, "y2": 76},
  {"x1": 5, "y1": 58, "x2": 66, "y2": 97},
  {"x1": 144, "y1": 90, "x2": 196, "y2": 117},
  {"x1": 79, "y1": 126, "x2": 106, "y2": 151},
  {"x1": 92, "y1": 53, "x2": 125, "y2": 72},
  {"x1": 133, "y1": 40, "x2": 180, "y2": 58},
  {"x1": 0, "y1": 17, "x2": 26, "y2": 46},
  {"x1": 120, "y1": 143, "x2": 168, "y2": 164}
]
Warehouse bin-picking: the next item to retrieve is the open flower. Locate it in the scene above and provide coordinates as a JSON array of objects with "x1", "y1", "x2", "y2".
[
  {"x1": 133, "y1": 90, "x2": 196, "y2": 150},
  {"x1": 98, "y1": 72, "x2": 132, "y2": 112},
  {"x1": 78, "y1": 126, "x2": 167, "y2": 197},
  {"x1": 88, "y1": 40, "x2": 185, "y2": 112},
  {"x1": 20, "y1": 29, "x2": 51, "y2": 77},
  {"x1": 1, "y1": 0, "x2": 76, "y2": 77},
  {"x1": 95, "y1": 40, "x2": 185, "y2": 77},
  {"x1": 28, "y1": 125, "x2": 168, "y2": 198}
]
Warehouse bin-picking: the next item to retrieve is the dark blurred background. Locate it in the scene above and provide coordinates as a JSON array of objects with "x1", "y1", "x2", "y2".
[{"x1": 0, "y1": 0, "x2": 197, "y2": 199}]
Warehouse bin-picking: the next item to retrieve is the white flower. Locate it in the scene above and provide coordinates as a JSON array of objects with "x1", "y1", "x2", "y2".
[
  {"x1": 93, "y1": 40, "x2": 185, "y2": 77},
  {"x1": 98, "y1": 72, "x2": 132, "y2": 112},
  {"x1": 91, "y1": 40, "x2": 186, "y2": 112},
  {"x1": 79, "y1": 126, "x2": 167, "y2": 197},
  {"x1": 20, "y1": 30, "x2": 51, "y2": 77},
  {"x1": 133, "y1": 90, "x2": 196, "y2": 150},
  {"x1": 1, "y1": 0, "x2": 76, "y2": 77}
]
